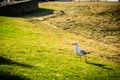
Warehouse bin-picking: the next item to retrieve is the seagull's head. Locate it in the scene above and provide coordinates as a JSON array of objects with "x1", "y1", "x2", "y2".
[{"x1": 72, "y1": 42, "x2": 79, "y2": 46}]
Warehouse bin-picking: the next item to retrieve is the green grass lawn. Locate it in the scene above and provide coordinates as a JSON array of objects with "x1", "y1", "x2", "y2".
[{"x1": 0, "y1": 2, "x2": 120, "y2": 80}]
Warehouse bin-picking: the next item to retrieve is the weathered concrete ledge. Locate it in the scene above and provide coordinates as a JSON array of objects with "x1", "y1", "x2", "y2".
[
  {"x1": 0, "y1": 0, "x2": 38, "y2": 16},
  {"x1": 0, "y1": 0, "x2": 32, "y2": 7}
]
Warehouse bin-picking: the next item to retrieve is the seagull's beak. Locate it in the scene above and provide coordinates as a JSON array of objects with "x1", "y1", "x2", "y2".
[{"x1": 72, "y1": 43, "x2": 74, "y2": 45}]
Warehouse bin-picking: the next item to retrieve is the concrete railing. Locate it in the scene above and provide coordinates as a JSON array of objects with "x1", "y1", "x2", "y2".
[
  {"x1": 0, "y1": 0, "x2": 38, "y2": 16},
  {"x1": 0, "y1": 0, "x2": 32, "y2": 7}
]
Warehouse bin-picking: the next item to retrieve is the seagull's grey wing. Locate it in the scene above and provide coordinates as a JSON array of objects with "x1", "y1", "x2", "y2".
[{"x1": 80, "y1": 49, "x2": 88, "y2": 55}]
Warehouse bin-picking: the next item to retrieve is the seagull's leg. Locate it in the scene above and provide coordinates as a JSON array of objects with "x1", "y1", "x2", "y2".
[
  {"x1": 84, "y1": 56, "x2": 88, "y2": 63},
  {"x1": 79, "y1": 56, "x2": 81, "y2": 61}
]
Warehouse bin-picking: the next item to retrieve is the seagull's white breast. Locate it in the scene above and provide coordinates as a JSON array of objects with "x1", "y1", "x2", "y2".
[{"x1": 75, "y1": 46, "x2": 84, "y2": 56}]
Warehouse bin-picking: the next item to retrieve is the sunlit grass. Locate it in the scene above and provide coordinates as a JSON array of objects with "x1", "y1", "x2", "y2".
[{"x1": 0, "y1": 2, "x2": 120, "y2": 80}]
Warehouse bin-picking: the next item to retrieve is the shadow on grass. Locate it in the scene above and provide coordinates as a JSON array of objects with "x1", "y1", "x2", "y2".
[
  {"x1": 0, "y1": 56, "x2": 32, "y2": 80},
  {"x1": 87, "y1": 62, "x2": 113, "y2": 70},
  {"x1": 0, "y1": 56, "x2": 33, "y2": 68},
  {"x1": 0, "y1": 8, "x2": 54, "y2": 17},
  {"x1": 0, "y1": 70, "x2": 30, "y2": 80},
  {"x1": 26, "y1": 8, "x2": 54, "y2": 17}
]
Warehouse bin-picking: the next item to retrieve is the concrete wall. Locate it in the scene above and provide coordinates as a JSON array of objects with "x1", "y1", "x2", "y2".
[
  {"x1": 0, "y1": 0, "x2": 38, "y2": 16},
  {"x1": 74, "y1": 0, "x2": 119, "y2": 1}
]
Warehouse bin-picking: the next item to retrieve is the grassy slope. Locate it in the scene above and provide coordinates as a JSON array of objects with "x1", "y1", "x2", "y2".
[
  {"x1": 0, "y1": 2, "x2": 120, "y2": 80},
  {"x1": 41, "y1": 2, "x2": 120, "y2": 48}
]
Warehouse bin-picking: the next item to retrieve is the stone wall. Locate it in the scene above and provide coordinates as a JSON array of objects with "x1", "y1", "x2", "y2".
[{"x1": 0, "y1": 0, "x2": 38, "y2": 16}]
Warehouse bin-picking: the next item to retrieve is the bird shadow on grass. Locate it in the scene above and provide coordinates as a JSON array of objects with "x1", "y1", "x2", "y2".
[
  {"x1": 87, "y1": 62, "x2": 113, "y2": 70},
  {"x1": 0, "y1": 56, "x2": 33, "y2": 68}
]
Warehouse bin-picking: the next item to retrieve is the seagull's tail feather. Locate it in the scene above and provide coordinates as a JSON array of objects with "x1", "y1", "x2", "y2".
[{"x1": 87, "y1": 52, "x2": 90, "y2": 54}]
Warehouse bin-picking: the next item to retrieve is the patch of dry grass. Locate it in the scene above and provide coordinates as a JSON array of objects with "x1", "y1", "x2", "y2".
[{"x1": 40, "y1": 2, "x2": 120, "y2": 48}]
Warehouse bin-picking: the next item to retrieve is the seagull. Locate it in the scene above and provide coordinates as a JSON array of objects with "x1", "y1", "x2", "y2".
[{"x1": 72, "y1": 42, "x2": 90, "y2": 62}]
